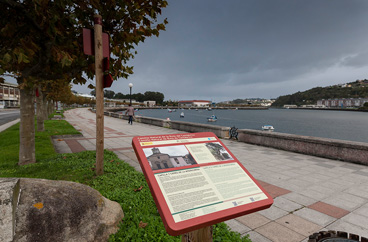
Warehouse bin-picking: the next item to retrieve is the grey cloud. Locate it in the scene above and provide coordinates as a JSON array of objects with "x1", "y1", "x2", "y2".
[{"x1": 72, "y1": 0, "x2": 368, "y2": 101}]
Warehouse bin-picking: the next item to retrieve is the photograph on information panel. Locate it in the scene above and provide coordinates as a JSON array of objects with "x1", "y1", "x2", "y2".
[
  {"x1": 143, "y1": 145, "x2": 197, "y2": 171},
  {"x1": 185, "y1": 142, "x2": 233, "y2": 164}
]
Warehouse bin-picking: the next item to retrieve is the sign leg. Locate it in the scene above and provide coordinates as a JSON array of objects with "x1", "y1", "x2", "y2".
[
  {"x1": 94, "y1": 14, "x2": 104, "y2": 176},
  {"x1": 181, "y1": 226, "x2": 213, "y2": 242}
]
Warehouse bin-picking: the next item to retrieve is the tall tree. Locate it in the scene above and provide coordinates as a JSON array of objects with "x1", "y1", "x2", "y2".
[
  {"x1": 104, "y1": 90, "x2": 115, "y2": 99},
  {"x1": 0, "y1": 0, "x2": 168, "y2": 165}
]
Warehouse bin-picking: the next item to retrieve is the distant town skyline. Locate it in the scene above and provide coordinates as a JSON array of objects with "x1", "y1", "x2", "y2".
[{"x1": 6, "y1": 1, "x2": 368, "y2": 102}]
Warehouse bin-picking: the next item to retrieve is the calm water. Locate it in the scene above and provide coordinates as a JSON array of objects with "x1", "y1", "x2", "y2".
[{"x1": 135, "y1": 108, "x2": 368, "y2": 143}]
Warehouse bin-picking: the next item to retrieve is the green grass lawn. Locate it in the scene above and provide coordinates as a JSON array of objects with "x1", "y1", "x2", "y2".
[{"x1": 0, "y1": 115, "x2": 251, "y2": 242}]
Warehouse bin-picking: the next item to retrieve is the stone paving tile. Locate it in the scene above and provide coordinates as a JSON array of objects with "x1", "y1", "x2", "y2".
[
  {"x1": 265, "y1": 184, "x2": 292, "y2": 198},
  {"x1": 235, "y1": 212, "x2": 270, "y2": 229},
  {"x1": 64, "y1": 139, "x2": 86, "y2": 153},
  {"x1": 246, "y1": 231, "x2": 273, "y2": 242},
  {"x1": 224, "y1": 219, "x2": 251, "y2": 234},
  {"x1": 258, "y1": 205, "x2": 289, "y2": 220},
  {"x1": 53, "y1": 140, "x2": 72, "y2": 153},
  {"x1": 255, "y1": 222, "x2": 305, "y2": 242},
  {"x1": 322, "y1": 193, "x2": 367, "y2": 211},
  {"x1": 282, "y1": 192, "x2": 317, "y2": 206},
  {"x1": 319, "y1": 181, "x2": 353, "y2": 192},
  {"x1": 345, "y1": 187, "x2": 368, "y2": 199},
  {"x1": 298, "y1": 189, "x2": 330, "y2": 201},
  {"x1": 353, "y1": 204, "x2": 368, "y2": 217},
  {"x1": 284, "y1": 178, "x2": 314, "y2": 188},
  {"x1": 341, "y1": 213, "x2": 368, "y2": 230},
  {"x1": 273, "y1": 197, "x2": 304, "y2": 212},
  {"x1": 276, "y1": 214, "x2": 323, "y2": 237},
  {"x1": 341, "y1": 164, "x2": 364, "y2": 171},
  {"x1": 326, "y1": 220, "x2": 368, "y2": 239},
  {"x1": 307, "y1": 185, "x2": 340, "y2": 196},
  {"x1": 315, "y1": 163, "x2": 336, "y2": 169},
  {"x1": 308, "y1": 202, "x2": 349, "y2": 219},
  {"x1": 327, "y1": 178, "x2": 356, "y2": 187},
  {"x1": 272, "y1": 181, "x2": 306, "y2": 193},
  {"x1": 294, "y1": 208, "x2": 336, "y2": 227}
]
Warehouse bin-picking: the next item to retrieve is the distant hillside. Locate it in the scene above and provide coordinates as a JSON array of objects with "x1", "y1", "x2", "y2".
[{"x1": 272, "y1": 80, "x2": 368, "y2": 107}]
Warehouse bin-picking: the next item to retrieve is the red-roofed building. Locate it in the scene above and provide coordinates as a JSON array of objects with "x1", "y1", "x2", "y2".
[{"x1": 178, "y1": 100, "x2": 211, "y2": 108}]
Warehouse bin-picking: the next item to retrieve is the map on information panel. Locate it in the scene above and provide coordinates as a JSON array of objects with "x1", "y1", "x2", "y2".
[{"x1": 132, "y1": 132, "x2": 273, "y2": 236}]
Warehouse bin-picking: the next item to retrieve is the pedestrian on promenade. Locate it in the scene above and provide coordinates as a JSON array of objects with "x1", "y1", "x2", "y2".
[{"x1": 125, "y1": 104, "x2": 135, "y2": 125}]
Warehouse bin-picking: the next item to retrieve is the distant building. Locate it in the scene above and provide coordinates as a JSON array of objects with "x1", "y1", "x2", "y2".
[
  {"x1": 283, "y1": 105, "x2": 297, "y2": 109},
  {"x1": 145, "y1": 100, "x2": 156, "y2": 107},
  {"x1": 317, "y1": 98, "x2": 368, "y2": 108},
  {"x1": 0, "y1": 82, "x2": 20, "y2": 108},
  {"x1": 178, "y1": 100, "x2": 211, "y2": 108}
]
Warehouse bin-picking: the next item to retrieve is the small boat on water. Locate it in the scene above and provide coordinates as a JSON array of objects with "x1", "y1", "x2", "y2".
[
  {"x1": 207, "y1": 115, "x2": 217, "y2": 122},
  {"x1": 262, "y1": 125, "x2": 274, "y2": 131},
  {"x1": 168, "y1": 109, "x2": 172, "y2": 113},
  {"x1": 180, "y1": 112, "x2": 185, "y2": 118}
]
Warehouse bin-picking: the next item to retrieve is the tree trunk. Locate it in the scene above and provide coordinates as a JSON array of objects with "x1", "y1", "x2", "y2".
[
  {"x1": 19, "y1": 87, "x2": 36, "y2": 165},
  {"x1": 43, "y1": 97, "x2": 49, "y2": 120},
  {"x1": 36, "y1": 87, "x2": 44, "y2": 132}
]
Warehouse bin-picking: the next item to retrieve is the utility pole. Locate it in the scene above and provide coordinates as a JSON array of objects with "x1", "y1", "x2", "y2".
[{"x1": 94, "y1": 14, "x2": 104, "y2": 176}]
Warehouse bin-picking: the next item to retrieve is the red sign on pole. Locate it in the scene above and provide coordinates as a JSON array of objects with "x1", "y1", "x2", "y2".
[
  {"x1": 82, "y1": 28, "x2": 110, "y2": 58},
  {"x1": 132, "y1": 132, "x2": 273, "y2": 236}
]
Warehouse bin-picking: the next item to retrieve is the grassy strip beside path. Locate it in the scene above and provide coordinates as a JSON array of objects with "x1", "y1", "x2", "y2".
[{"x1": 0, "y1": 117, "x2": 251, "y2": 242}]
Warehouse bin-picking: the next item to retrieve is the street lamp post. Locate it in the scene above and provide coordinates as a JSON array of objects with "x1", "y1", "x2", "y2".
[{"x1": 129, "y1": 83, "x2": 133, "y2": 105}]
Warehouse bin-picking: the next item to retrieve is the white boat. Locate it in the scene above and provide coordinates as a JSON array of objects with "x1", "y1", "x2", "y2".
[
  {"x1": 168, "y1": 109, "x2": 172, "y2": 113},
  {"x1": 180, "y1": 112, "x2": 184, "y2": 118},
  {"x1": 207, "y1": 115, "x2": 217, "y2": 122},
  {"x1": 208, "y1": 108, "x2": 212, "y2": 111},
  {"x1": 262, "y1": 125, "x2": 274, "y2": 131}
]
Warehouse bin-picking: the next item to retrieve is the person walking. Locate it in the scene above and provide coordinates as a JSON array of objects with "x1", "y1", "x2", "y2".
[{"x1": 125, "y1": 104, "x2": 135, "y2": 125}]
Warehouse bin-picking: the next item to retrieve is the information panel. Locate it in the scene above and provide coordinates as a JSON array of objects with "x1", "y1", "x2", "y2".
[{"x1": 132, "y1": 132, "x2": 273, "y2": 236}]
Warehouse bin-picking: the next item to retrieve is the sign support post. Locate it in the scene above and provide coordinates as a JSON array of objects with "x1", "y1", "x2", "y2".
[
  {"x1": 94, "y1": 14, "x2": 104, "y2": 176},
  {"x1": 181, "y1": 226, "x2": 213, "y2": 242}
]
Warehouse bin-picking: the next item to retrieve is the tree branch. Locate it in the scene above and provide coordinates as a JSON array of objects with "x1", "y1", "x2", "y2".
[{"x1": 0, "y1": 0, "x2": 43, "y2": 31}]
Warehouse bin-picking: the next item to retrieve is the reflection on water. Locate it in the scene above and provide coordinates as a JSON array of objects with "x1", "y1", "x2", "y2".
[{"x1": 135, "y1": 108, "x2": 368, "y2": 143}]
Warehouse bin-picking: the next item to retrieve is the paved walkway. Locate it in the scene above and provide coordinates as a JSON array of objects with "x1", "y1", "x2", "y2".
[{"x1": 57, "y1": 108, "x2": 368, "y2": 242}]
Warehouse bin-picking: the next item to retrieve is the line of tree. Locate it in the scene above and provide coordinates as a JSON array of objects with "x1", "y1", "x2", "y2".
[
  {"x1": 272, "y1": 80, "x2": 368, "y2": 107},
  {"x1": 0, "y1": 0, "x2": 168, "y2": 165},
  {"x1": 90, "y1": 90, "x2": 164, "y2": 104}
]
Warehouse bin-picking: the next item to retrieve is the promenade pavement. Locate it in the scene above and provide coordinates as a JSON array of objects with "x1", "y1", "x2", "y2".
[{"x1": 56, "y1": 108, "x2": 368, "y2": 242}]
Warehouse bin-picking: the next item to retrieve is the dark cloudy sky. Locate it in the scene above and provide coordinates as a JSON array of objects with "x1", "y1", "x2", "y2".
[{"x1": 76, "y1": 1, "x2": 368, "y2": 101}]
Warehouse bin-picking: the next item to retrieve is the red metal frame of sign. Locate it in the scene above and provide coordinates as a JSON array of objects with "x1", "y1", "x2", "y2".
[
  {"x1": 132, "y1": 132, "x2": 273, "y2": 236},
  {"x1": 82, "y1": 28, "x2": 110, "y2": 58}
]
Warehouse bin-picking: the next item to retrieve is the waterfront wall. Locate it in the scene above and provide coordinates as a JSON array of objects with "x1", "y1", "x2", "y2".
[
  {"x1": 237, "y1": 129, "x2": 368, "y2": 166},
  {"x1": 169, "y1": 120, "x2": 230, "y2": 138},
  {"x1": 101, "y1": 110, "x2": 368, "y2": 165}
]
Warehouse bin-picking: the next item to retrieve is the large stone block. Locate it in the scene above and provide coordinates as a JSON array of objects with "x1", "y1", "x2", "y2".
[
  {"x1": 0, "y1": 178, "x2": 20, "y2": 242},
  {"x1": 0, "y1": 178, "x2": 124, "y2": 242}
]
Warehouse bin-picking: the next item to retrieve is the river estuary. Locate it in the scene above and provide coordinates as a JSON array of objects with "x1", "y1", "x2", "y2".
[{"x1": 136, "y1": 108, "x2": 368, "y2": 143}]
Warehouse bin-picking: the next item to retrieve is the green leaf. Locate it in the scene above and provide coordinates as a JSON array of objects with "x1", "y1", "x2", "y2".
[
  {"x1": 3, "y1": 53, "x2": 11, "y2": 63},
  {"x1": 17, "y1": 53, "x2": 23, "y2": 64}
]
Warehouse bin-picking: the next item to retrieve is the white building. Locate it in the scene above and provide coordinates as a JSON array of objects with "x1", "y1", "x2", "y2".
[
  {"x1": 178, "y1": 100, "x2": 211, "y2": 108},
  {"x1": 317, "y1": 98, "x2": 368, "y2": 108},
  {"x1": 0, "y1": 82, "x2": 20, "y2": 108}
]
